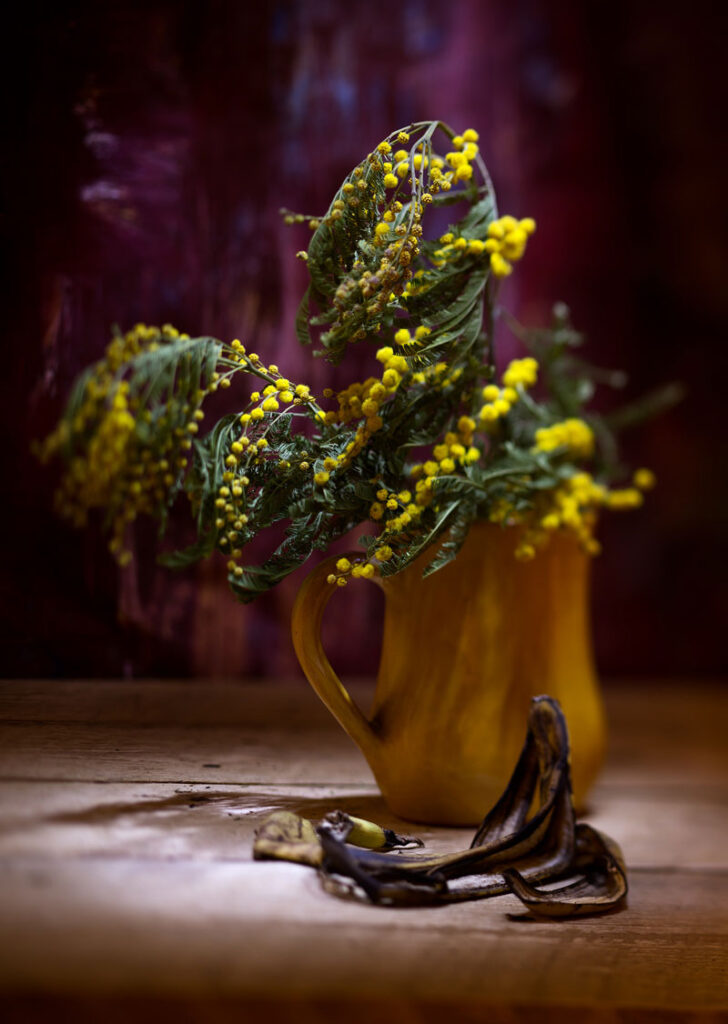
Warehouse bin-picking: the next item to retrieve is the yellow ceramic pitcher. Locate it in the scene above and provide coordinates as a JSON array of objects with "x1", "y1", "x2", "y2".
[{"x1": 291, "y1": 522, "x2": 606, "y2": 825}]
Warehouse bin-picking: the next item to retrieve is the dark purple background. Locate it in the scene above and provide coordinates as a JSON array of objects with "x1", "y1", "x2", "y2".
[{"x1": 3, "y1": 1, "x2": 726, "y2": 680}]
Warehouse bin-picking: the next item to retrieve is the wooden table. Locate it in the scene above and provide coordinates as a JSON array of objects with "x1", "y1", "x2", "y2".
[{"x1": 0, "y1": 679, "x2": 726, "y2": 1023}]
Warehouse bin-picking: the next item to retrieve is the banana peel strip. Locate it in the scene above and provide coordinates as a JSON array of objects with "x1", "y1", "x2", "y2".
[
  {"x1": 502, "y1": 823, "x2": 629, "y2": 917},
  {"x1": 253, "y1": 695, "x2": 628, "y2": 917}
]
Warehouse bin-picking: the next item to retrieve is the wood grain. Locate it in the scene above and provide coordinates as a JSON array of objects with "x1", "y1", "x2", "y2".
[{"x1": 0, "y1": 679, "x2": 726, "y2": 1021}]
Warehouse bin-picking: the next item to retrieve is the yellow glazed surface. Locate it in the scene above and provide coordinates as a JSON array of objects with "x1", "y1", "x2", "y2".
[{"x1": 291, "y1": 522, "x2": 606, "y2": 825}]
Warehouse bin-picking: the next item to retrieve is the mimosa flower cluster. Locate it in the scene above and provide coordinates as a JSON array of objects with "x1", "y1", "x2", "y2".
[{"x1": 39, "y1": 120, "x2": 656, "y2": 600}]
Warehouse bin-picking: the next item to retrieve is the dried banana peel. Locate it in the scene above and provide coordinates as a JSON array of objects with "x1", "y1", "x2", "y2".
[
  {"x1": 503, "y1": 823, "x2": 628, "y2": 918},
  {"x1": 253, "y1": 810, "x2": 323, "y2": 866},
  {"x1": 253, "y1": 809, "x2": 421, "y2": 866},
  {"x1": 252, "y1": 696, "x2": 628, "y2": 918}
]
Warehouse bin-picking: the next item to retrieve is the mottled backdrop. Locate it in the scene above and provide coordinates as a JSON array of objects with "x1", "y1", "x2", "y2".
[{"x1": 3, "y1": 0, "x2": 726, "y2": 679}]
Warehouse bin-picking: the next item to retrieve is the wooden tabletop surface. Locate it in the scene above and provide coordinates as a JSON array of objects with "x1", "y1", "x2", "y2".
[{"x1": 0, "y1": 678, "x2": 726, "y2": 1023}]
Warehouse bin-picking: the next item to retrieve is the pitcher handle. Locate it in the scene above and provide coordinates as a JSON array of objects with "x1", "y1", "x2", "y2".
[{"x1": 291, "y1": 553, "x2": 382, "y2": 762}]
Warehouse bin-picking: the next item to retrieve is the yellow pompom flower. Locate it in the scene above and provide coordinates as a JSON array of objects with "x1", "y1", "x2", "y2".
[
  {"x1": 484, "y1": 215, "x2": 535, "y2": 277},
  {"x1": 606, "y1": 488, "x2": 644, "y2": 509},
  {"x1": 387, "y1": 354, "x2": 408, "y2": 373},
  {"x1": 502, "y1": 357, "x2": 538, "y2": 389},
  {"x1": 394, "y1": 328, "x2": 411, "y2": 345},
  {"x1": 633, "y1": 468, "x2": 656, "y2": 490},
  {"x1": 533, "y1": 418, "x2": 595, "y2": 459},
  {"x1": 490, "y1": 253, "x2": 512, "y2": 277},
  {"x1": 541, "y1": 513, "x2": 561, "y2": 531}
]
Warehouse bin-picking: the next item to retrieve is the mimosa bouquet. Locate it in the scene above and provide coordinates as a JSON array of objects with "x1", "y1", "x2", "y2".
[{"x1": 38, "y1": 120, "x2": 669, "y2": 601}]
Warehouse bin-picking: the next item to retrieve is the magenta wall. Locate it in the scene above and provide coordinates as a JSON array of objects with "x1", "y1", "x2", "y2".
[{"x1": 4, "y1": 1, "x2": 726, "y2": 678}]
